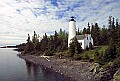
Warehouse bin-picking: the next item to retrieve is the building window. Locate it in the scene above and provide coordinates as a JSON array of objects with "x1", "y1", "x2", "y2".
[
  {"x1": 80, "y1": 42, "x2": 82, "y2": 45},
  {"x1": 90, "y1": 37, "x2": 91, "y2": 40}
]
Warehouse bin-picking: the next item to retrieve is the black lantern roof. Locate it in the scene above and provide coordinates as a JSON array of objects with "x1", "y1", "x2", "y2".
[{"x1": 70, "y1": 16, "x2": 75, "y2": 21}]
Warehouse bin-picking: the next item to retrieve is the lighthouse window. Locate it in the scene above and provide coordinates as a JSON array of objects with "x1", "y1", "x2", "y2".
[{"x1": 87, "y1": 37, "x2": 88, "y2": 40}]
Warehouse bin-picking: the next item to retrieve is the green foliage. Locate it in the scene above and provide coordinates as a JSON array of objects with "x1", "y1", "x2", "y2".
[
  {"x1": 20, "y1": 16, "x2": 120, "y2": 63},
  {"x1": 91, "y1": 23, "x2": 101, "y2": 45},
  {"x1": 82, "y1": 53, "x2": 90, "y2": 60},
  {"x1": 27, "y1": 34, "x2": 31, "y2": 43},
  {"x1": 44, "y1": 50, "x2": 54, "y2": 56},
  {"x1": 76, "y1": 28, "x2": 82, "y2": 35},
  {"x1": 22, "y1": 29, "x2": 68, "y2": 56},
  {"x1": 32, "y1": 31, "x2": 39, "y2": 49},
  {"x1": 94, "y1": 50, "x2": 100, "y2": 63},
  {"x1": 113, "y1": 57, "x2": 120, "y2": 68},
  {"x1": 69, "y1": 40, "x2": 75, "y2": 57},
  {"x1": 86, "y1": 45, "x2": 89, "y2": 50},
  {"x1": 91, "y1": 16, "x2": 120, "y2": 65},
  {"x1": 73, "y1": 54, "x2": 82, "y2": 60},
  {"x1": 69, "y1": 37, "x2": 82, "y2": 57},
  {"x1": 86, "y1": 22, "x2": 91, "y2": 34},
  {"x1": 83, "y1": 27, "x2": 87, "y2": 34},
  {"x1": 100, "y1": 27, "x2": 109, "y2": 45},
  {"x1": 24, "y1": 41, "x2": 34, "y2": 54},
  {"x1": 94, "y1": 48, "x2": 115, "y2": 64},
  {"x1": 80, "y1": 45, "x2": 108, "y2": 60},
  {"x1": 94, "y1": 42, "x2": 119, "y2": 65},
  {"x1": 116, "y1": 45, "x2": 120, "y2": 57},
  {"x1": 89, "y1": 42, "x2": 93, "y2": 49},
  {"x1": 108, "y1": 16, "x2": 112, "y2": 29}
]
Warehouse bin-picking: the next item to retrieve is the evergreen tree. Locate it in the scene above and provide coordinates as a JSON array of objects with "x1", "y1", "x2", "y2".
[
  {"x1": 40, "y1": 33, "x2": 48, "y2": 52},
  {"x1": 69, "y1": 40, "x2": 75, "y2": 57},
  {"x1": 76, "y1": 28, "x2": 82, "y2": 35},
  {"x1": 108, "y1": 16, "x2": 112, "y2": 29},
  {"x1": 32, "y1": 31, "x2": 39, "y2": 46},
  {"x1": 95, "y1": 17, "x2": 120, "y2": 64},
  {"x1": 24, "y1": 33, "x2": 34, "y2": 54},
  {"x1": 69, "y1": 37, "x2": 82, "y2": 57},
  {"x1": 116, "y1": 19, "x2": 119, "y2": 30},
  {"x1": 100, "y1": 26, "x2": 108, "y2": 45},
  {"x1": 83, "y1": 27, "x2": 87, "y2": 34},
  {"x1": 86, "y1": 22, "x2": 91, "y2": 34},
  {"x1": 112, "y1": 17, "x2": 115, "y2": 30},
  {"x1": 89, "y1": 42, "x2": 93, "y2": 49},
  {"x1": 54, "y1": 31, "x2": 59, "y2": 51},
  {"x1": 91, "y1": 23, "x2": 100, "y2": 45},
  {"x1": 27, "y1": 34, "x2": 30, "y2": 43}
]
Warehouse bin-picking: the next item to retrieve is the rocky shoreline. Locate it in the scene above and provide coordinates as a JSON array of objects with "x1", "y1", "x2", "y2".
[{"x1": 19, "y1": 55, "x2": 96, "y2": 81}]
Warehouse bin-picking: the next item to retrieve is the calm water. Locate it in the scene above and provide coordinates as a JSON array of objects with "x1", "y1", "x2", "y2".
[{"x1": 0, "y1": 48, "x2": 68, "y2": 81}]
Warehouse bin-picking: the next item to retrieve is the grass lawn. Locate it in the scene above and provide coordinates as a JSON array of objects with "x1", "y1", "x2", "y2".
[{"x1": 81, "y1": 45, "x2": 109, "y2": 59}]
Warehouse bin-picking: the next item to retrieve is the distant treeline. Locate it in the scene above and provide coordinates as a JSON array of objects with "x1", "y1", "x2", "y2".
[{"x1": 0, "y1": 45, "x2": 17, "y2": 48}]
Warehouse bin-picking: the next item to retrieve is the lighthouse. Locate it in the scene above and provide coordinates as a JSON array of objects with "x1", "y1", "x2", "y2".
[{"x1": 68, "y1": 17, "x2": 76, "y2": 47}]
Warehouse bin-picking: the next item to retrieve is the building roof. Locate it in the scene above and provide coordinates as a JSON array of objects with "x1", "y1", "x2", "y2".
[
  {"x1": 76, "y1": 35, "x2": 86, "y2": 40},
  {"x1": 70, "y1": 19, "x2": 75, "y2": 21},
  {"x1": 69, "y1": 16, "x2": 76, "y2": 21}
]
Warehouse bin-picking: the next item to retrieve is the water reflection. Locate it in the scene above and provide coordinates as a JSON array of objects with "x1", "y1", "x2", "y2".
[
  {"x1": 0, "y1": 48, "x2": 68, "y2": 81},
  {"x1": 25, "y1": 60, "x2": 43, "y2": 81},
  {"x1": 25, "y1": 60, "x2": 68, "y2": 81}
]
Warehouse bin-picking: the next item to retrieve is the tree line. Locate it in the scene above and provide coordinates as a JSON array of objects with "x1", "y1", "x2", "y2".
[
  {"x1": 94, "y1": 16, "x2": 120, "y2": 64},
  {"x1": 21, "y1": 29, "x2": 68, "y2": 56},
  {"x1": 18, "y1": 16, "x2": 120, "y2": 62}
]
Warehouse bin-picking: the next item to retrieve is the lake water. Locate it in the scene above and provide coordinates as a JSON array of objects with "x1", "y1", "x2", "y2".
[{"x1": 0, "y1": 48, "x2": 68, "y2": 81}]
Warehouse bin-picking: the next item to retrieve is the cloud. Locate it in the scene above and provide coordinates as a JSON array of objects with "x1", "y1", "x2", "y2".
[{"x1": 0, "y1": 0, "x2": 120, "y2": 46}]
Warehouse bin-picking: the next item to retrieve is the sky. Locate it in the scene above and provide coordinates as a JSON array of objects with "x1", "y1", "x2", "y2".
[{"x1": 0, "y1": 0, "x2": 120, "y2": 46}]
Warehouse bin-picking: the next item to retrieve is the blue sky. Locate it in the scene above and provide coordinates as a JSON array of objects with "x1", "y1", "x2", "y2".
[{"x1": 0, "y1": 0, "x2": 120, "y2": 46}]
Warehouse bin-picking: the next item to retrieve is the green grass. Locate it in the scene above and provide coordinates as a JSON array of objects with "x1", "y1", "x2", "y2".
[{"x1": 81, "y1": 45, "x2": 109, "y2": 59}]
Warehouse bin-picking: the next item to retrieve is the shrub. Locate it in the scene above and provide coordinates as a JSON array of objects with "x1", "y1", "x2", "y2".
[
  {"x1": 86, "y1": 45, "x2": 89, "y2": 50},
  {"x1": 73, "y1": 54, "x2": 82, "y2": 60},
  {"x1": 82, "y1": 53, "x2": 90, "y2": 60},
  {"x1": 94, "y1": 50, "x2": 100, "y2": 62},
  {"x1": 113, "y1": 57, "x2": 120, "y2": 68},
  {"x1": 44, "y1": 50, "x2": 54, "y2": 56},
  {"x1": 89, "y1": 42, "x2": 93, "y2": 49}
]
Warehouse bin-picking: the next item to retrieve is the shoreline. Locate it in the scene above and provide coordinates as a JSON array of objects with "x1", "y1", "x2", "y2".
[{"x1": 19, "y1": 55, "x2": 95, "y2": 81}]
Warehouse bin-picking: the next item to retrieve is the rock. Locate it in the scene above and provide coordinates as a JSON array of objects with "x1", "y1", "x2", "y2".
[
  {"x1": 89, "y1": 63, "x2": 101, "y2": 74},
  {"x1": 94, "y1": 62, "x2": 118, "y2": 81},
  {"x1": 113, "y1": 68, "x2": 120, "y2": 81}
]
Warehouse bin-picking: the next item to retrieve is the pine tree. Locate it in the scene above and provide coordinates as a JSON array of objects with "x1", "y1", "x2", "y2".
[
  {"x1": 100, "y1": 26, "x2": 108, "y2": 45},
  {"x1": 40, "y1": 33, "x2": 48, "y2": 52},
  {"x1": 83, "y1": 27, "x2": 87, "y2": 34},
  {"x1": 86, "y1": 22, "x2": 91, "y2": 34},
  {"x1": 112, "y1": 17, "x2": 115, "y2": 30},
  {"x1": 27, "y1": 34, "x2": 30, "y2": 43},
  {"x1": 89, "y1": 42, "x2": 93, "y2": 49},
  {"x1": 91, "y1": 23, "x2": 100, "y2": 45},
  {"x1": 69, "y1": 37, "x2": 82, "y2": 57},
  {"x1": 108, "y1": 16, "x2": 112, "y2": 29},
  {"x1": 76, "y1": 28, "x2": 82, "y2": 35},
  {"x1": 32, "y1": 31, "x2": 39, "y2": 45}
]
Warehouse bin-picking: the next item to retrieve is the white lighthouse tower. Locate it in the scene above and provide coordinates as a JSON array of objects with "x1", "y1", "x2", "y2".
[{"x1": 68, "y1": 17, "x2": 76, "y2": 47}]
